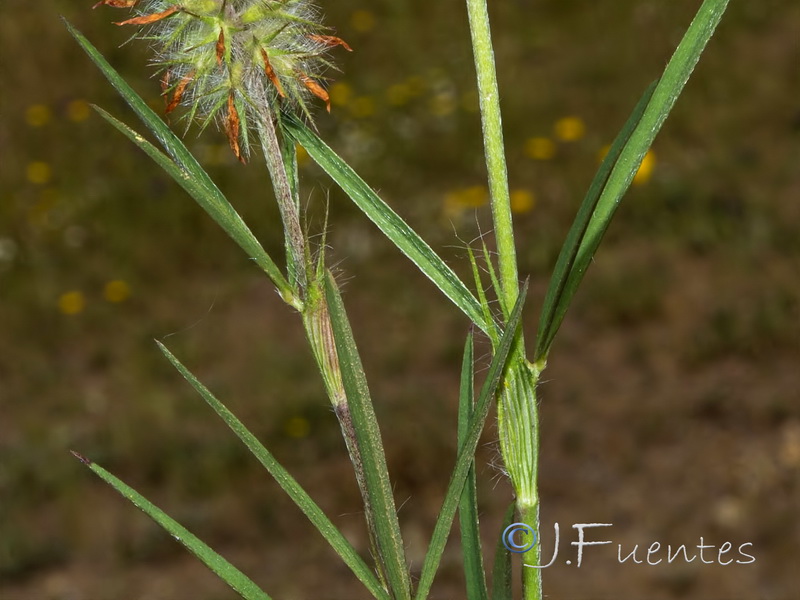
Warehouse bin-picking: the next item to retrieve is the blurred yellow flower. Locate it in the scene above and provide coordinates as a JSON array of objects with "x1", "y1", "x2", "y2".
[
  {"x1": 67, "y1": 100, "x2": 91, "y2": 123},
  {"x1": 285, "y1": 416, "x2": 311, "y2": 438},
  {"x1": 295, "y1": 143, "x2": 310, "y2": 166},
  {"x1": 351, "y1": 10, "x2": 376, "y2": 33},
  {"x1": 510, "y1": 189, "x2": 536, "y2": 214},
  {"x1": 58, "y1": 291, "x2": 85, "y2": 315},
  {"x1": 429, "y1": 92, "x2": 456, "y2": 117},
  {"x1": 350, "y1": 96, "x2": 376, "y2": 118},
  {"x1": 405, "y1": 76, "x2": 425, "y2": 97},
  {"x1": 633, "y1": 150, "x2": 656, "y2": 185},
  {"x1": 104, "y1": 280, "x2": 131, "y2": 303},
  {"x1": 25, "y1": 104, "x2": 52, "y2": 127},
  {"x1": 444, "y1": 185, "x2": 489, "y2": 218},
  {"x1": 554, "y1": 116, "x2": 585, "y2": 142},
  {"x1": 459, "y1": 185, "x2": 489, "y2": 207},
  {"x1": 524, "y1": 136, "x2": 556, "y2": 160},
  {"x1": 597, "y1": 145, "x2": 656, "y2": 185},
  {"x1": 386, "y1": 83, "x2": 412, "y2": 106},
  {"x1": 329, "y1": 82, "x2": 353, "y2": 107},
  {"x1": 26, "y1": 162, "x2": 52, "y2": 185}
]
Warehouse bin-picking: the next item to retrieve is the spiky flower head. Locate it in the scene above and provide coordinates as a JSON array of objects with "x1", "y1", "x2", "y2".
[{"x1": 94, "y1": 0, "x2": 351, "y2": 161}]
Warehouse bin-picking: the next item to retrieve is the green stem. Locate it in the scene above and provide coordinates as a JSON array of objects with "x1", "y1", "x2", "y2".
[
  {"x1": 465, "y1": 0, "x2": 518, "y2": 312},
  {"x1": 518, "y1": 501, "x2": 542, "y2": 600},
  {"x1": 256, "y1": 106, "x2": 307, "y2": 295},
  {"x1": 496, "y1": 360, "x2": 541, "y2": 600}
]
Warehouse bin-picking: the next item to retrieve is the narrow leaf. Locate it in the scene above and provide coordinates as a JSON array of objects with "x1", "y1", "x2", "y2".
[
  {"x1": 535, "y1": 0, "x2": 730, "y2": 361},
  {"x1": 466, "y1": 247, "x2": 499, "y2": 346},
  {"x1": 71, "y1": 454, "x2": 272, "y2": 600},
  {"x1": 66, "y1": 23, "x2": 298, "y2": 305},
  {"x1": 323, "y1": 272, "x2": 412, "y2": 600},
  {"x1": 490, "y1": 503, "x2": 516, "y2": 600},
  {"x1": 457, "y1": 332, "x2": 489, "y2": 600},
  {"x1": 157, "y1": 342, "x2": 390, "y2": 600},
  {"x1": 282, "y1": 113, "x2": 489, "y2": 334},
  {"x1": 534, "y1": 81, "x2": 656, "y2": 361},
  {"x1": 92, "y1": 106, "x2": 292, "y2": 297},
  {"x1": 415, "y1": 280, "x2": 528, "y2": 600}
]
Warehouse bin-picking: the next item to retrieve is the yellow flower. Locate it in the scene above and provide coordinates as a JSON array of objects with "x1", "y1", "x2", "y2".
[
  {"x1": 351, "y1": 10, "x2": 376, "y2": 33},
  {"x1": 404, "y1": 76, "x2": 425, "y2": 97},
  {"x1": 510, "y1": 189, "x2": 536, "y2": 214},
  {"x1": 524, "y1": 137, "x2": 556, "y2": 160},
  {"x1": 459, "y1": 185, "x2": 489, "y2": 207},
  {"x1": 284, "y1": 416, "x2": 311, "y2": 438},
  {"x1": 597, "y1": 144, "x2": 611, "y2": 163},
  {"x1": 429, "y1": 92, "x2": 456, "y2": 117},
  {"x1": 633, "y1": 150, "x2": 656, "y2": 185},
  {"x1": 350, "y1": 96, "x2": 376, "y2": 118},
  {"x1": 25, "y1": 104, "x2": 52, "y2": 127},
  {"x1": 443, "y1": 185, "x2": 488, "y2": 218},
  {"x1": 329, "y1": 82, "x2": 353, "y2": 107},
  {"x1": 58, "y1": 291, "x2": 85, "y2": 315},
  {"x1": 386, "y1": 83, "x2": 412, "y2": 107},
  {"x1": 554, "y1": 116, "x2": 585, "y2": 142},
  {"x1": 104, "y1": 280, "x2": 131, "y2": 303},
  {"x1": 26, "y1": 162, "x2": 52, "y2": 185},
  {"x1": 296, "y1": 143, "x2": 310, "y2": 166},
  {"x1": 67, "y1": 100, "x2": 91, "y2": 123}
]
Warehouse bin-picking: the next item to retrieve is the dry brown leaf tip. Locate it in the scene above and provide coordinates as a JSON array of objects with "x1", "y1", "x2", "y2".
[
  {"x1": 308, "y1": 34, "x2": 353, "y2": 52},
  {"x1": 93, "y1": 0, "x2": 138, "y2": 8},
  {"x1": 114, "y1": 5, "x2": 180, "y2": 26}
]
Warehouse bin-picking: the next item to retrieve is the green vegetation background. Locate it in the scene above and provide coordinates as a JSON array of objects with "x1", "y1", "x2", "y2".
[{"x1": 2, "y1": 1, "x2": 798, "y2": 598}]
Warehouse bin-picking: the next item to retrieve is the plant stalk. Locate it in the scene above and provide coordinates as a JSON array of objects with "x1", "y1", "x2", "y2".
[
  {"x1": 519, "y1": 501, "x2": 542, "y2": 600},
  {"x1": 256, "y1": 106, "x2": 307, "y2": 295},
  {"x1": 465, "y1": 0, "x2": 518, "y2": 312}
]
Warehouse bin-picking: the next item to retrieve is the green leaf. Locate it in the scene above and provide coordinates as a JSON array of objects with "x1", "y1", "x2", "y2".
[
  {"x1": 70, "y1": 452, "x2": 272, "y2": 600},
  {"x1": 323, "y1": 272, "x2": 412, "y2": 600},
  {"x1": 457, "y1": 332, "x2": 489, "y2": 600},
  {"x1": 282, "y1": 113, "x2": 489, "y2": 334},
  {"x1": 66, "y1": 22, "x2": 297, "y2": 306},
  {"x1": 534, "y1": 81, "x2": 656, "y2": 361},
  {"x1": 91, "y1": 106, "x2": 293, "y2": 299},
  {"x1": 534, "y1": 0, "x2": 730, "y2": 362},
  {"x1": 466, "y1": 247, "x2": 499, "y2": 346},
  {"x1": 156, "y1": 342, "x2": 390, "y2": 600},
  {"x1": 490, "y1": 503, "x2": 516, "y2": 600},
  {"x1": 415, "y1": 280, "x2": 528, "y2": 600}
]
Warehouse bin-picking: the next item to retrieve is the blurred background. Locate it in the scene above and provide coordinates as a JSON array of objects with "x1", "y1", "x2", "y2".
[{"x1": 2, "y1": 0, "x2": 799, "y2": 598}]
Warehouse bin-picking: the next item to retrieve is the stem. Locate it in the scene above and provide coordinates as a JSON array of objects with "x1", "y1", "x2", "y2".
[
  {"x1": 301, "y1": 291, "x2": 389, "y2": 589},
  {"x1": 465, "y1": 0, "x2": 518, "y2": 311},
  {"x1": 497, "y1": 360, "x2": 541, "y2": 600},
  {"x1": 519, "y1": 501, "x2": 542, "y2": 600},
  {"x1": 256, "y1": 105, "x2": 307, "y2": 294}
]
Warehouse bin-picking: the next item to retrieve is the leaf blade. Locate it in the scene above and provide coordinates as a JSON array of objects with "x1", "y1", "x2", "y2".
[
  {"x1": 534, "y1": 81, "x2": 656, "y2": 361},
  {"x1": 415, "y1": 280, "x2": 529, "y2": 600},
  {"x1": 457, "y1": 332, "x2": 489, "y2": 600},
  {"x1": 283, "y1": 114, "x2": 489, "y2": 334},
  {"x1": 534, "y1": 0, "x2": 730, "y2": 361},
  {"x1": 92, "y1": 106, "x2": 292, "y2": 296},
  {"x1": 67, "y1": 22, "x2": 296, "y2": 303},
  {"x1": 72, "y1": 454, "x2": 272, "y2": 600},
  {"x1": 490, "y1": 503, "x2": 516, "y2": 600},
  {"x1": 323, "y1": 272, "x2": 412, "y2": 600},
  {"x1": 157, "y1": 342, "x2": 390, "y2": 600}
]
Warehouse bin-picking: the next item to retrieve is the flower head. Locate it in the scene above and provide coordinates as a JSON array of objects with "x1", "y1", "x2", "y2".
[{"x1": 95, "y1": 0, "x2": 351, "y2": 160}]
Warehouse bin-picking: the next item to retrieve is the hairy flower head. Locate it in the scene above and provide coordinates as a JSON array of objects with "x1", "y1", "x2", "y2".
[{"x1": 95, "y1": 0, "x2": 351, "y2": 161}]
